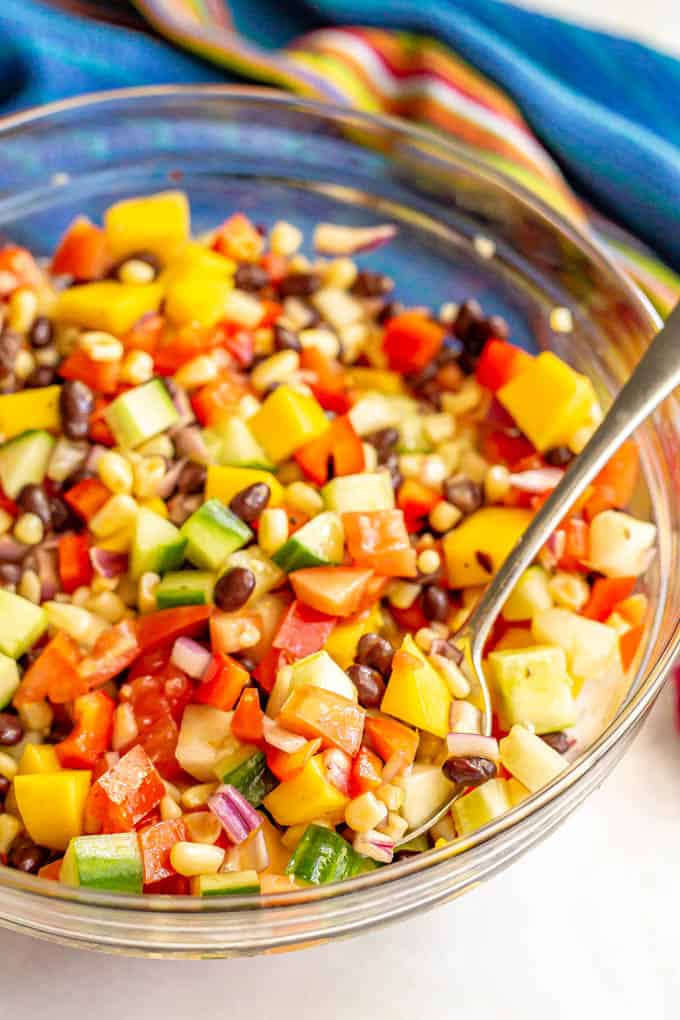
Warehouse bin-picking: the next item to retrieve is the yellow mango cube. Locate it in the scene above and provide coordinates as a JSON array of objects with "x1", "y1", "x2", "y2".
[
  {"x1": 164, "y1": 269, "x2": 234, "y2": 327},
  {"x1": 381, "y1": 634, "x2": 451, "y2": 738},
  {"x1": 497, "y1": 351, "x2": 597, "y2": 452},
  {"x1": 162, "y1": 243, "x2": 236, "y2": 283},
  {"x1": 14, "y1": 770, "x2": 91, "y2": 851},
  {"x1": 56, "y1": 281, "x2": 163, "y2": 335},
  {"x1": 140, "y1": 498, "x2": 169, "y2": 519},
  {"x1": 263, "y1": 755, "x2": 349, "y2": 827},
  {"x1": 205, "y1": 465, "x2": 284, "y2": 507},
  {"x1": 249, "y1": 385, "x2": 330, "y2": 463},
  {"x1": 324, "y1": 605, "x2": 383, "y2": 670},
  {"x1": 0, "y1": 386, "x2": 61, "y2": 438},
  {"x1": 104, "y1": 190, "x2": 190, "y2": 261},
  {"x1": 18, "y1": 743, "x2": 60, "y2": 775},
  {"x1": 345, "y1": 368, "x2": 406, "y2": 395},
  {"x1": 443, "y1": 507, "x2": 532, "y2": 588}
]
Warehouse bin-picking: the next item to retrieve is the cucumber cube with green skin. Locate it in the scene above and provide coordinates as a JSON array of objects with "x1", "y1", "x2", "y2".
[
  {"x1": 192, "y1": 870, "x2": 261, "y2": 896},
  {"x1": 214, "y1": 747, "x2": 276, "y2": 807},
  {"x1": 129, "y1": 507, "x2": 187, "y2": 580},
  {"x1": 0, "y1": 591, "x2": 48, "y2": 659},
  {"x1": 202, "y1": 417, "x2": 274, "y2": 470},
  {"x1": 397, "y1": 763, "x2": 455, "y2": 831},
  {"x1": 104, "y1": 378, "x2": 179, "y2": 448},
  {"x1": 488, "y1": 645, "x2": 577, "y2": 734},
  {"x1": 61, "y1": 833, "x2": 143, "y2": 893},
  {"x1": 502, "y1": 566, "x2": 553, "y2": 622},
  {"x1": 180, "y1": 498, "x2": 252, "y2": 570},
  {"x1": 0, "y1": 430, "x2": 55, "y2": 499},
  {"x1": 272, "y1": 511, "x2": 344, "y2": 572},
  {"x1": 0, "y1": 654, "x2": 20, "y2": 708},
  {"x1": 451, "y1": 778, "x2": 512, "y2": 837},
  {"x1": 322, "y1": 472, "x2": 395, "y2": 513},
  {"x1": 288, "y1": 650, "x2": 357, "y2": 701},
  {"x1": 397, "y1": 833, "x2": 430, "y2": 854},
  {"x1": 155, "y1": 570, "x2": 215, "y2": 609},
  {"x1": 285, "y1": 824, "x2": 364, "y2": 885}
]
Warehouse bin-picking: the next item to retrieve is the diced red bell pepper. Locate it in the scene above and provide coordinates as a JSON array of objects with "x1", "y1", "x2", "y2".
[
  {"x1": 38, "y1": 859, "x2": 63, "y2": 882},
  {"x1": 89, "y1": 397, "x2": 116, "y2": 447},
  {"x1": 59, "y1": 349, "x2": 121, "y2": 395},
  {"x1": 64, "y1": 477, "x2": 112, "y2": 521},
  {"x1": 289, "y1": 566, "x2": 374, "y2": 619},
  {"x1": 279, "y1": 686, "x2": 365, "y2": 757},
  {"x1": 363, "y1": 716, "x2": 419, "y2": 768},
  {"x1": 299, "y1": 347, "x2": 350, "y2": 414},
  {"x1": 343, "y1": 509, "x2": 418, "y2": 578},
  {"x1": 194, "y1": 653, "x2": 249, "y2": 712},
  {"x1": 0, "y1": 487, "x2": 18, "y2": 518},
  {"x1": 14, "y1": 631, "x2": 84, "y2": 706},
  {"x1": 350, "y1": 746, "x2": 383, "y2": 796},
  {"x1": 482, "y1": 428, "x2": 536, "y2": 469},
  {"x1": 475, "y1": 338, "x2": 533, "y2": 393},
  {"x1": 272, "y1": 600, "x2": 337, "y2": 659},
  {"x1": 383, "y1": 311, "x2": 445, "y2": 373},
  {"x1": 122, "y1": 312, "x2": 165, "y2": 354},
  {"x1": 58, "y1": 532, "x2": 93, "y2": 594},
  {"x1": 136, "y1": 606, "x2": 211, "y2": 653},
  {"x1": 260, "y1": 251, "x2": 288, "y2": 284},
  {"x1": 584, "y1": 440, "x2": 639, "y2": 521},
  {"x1": 78, "y1": 619, "x2": 140, "y2": 689},
  {"x1": 51, "y1": 217, "x2": 109, "y2": 281},
  {"x1": 253, "y1": 647, "x2": 291, "y2": 694},
  {"x1": 127, "y1": 643, "x2": 172, "y2": 682},
  {"x1": 295, "y1": 415, "x2": 364, "y2": 486},
  {"x1": 191, "y1": 373, "x2": 250, "y2": 426},
  {"x1": 258, "y1": 300, "x2": 283, "y2": 328},
  {"x1": 137, "y1": 712, "x2": 182, "y2": 782},
  {"x1": 86, "y1": 745, "x2": 165, "y2": 834},
  {"x1": 583, "y1": 577, "x2": 637, "y2": 622},
  {"x1": 619, "y1": 625, "x2": 644, "y2": 671},
  {"x1": 557, "y1": 517, "x2": 589, "y2": 572},
  {"x1": 55, "y1": 690, "x2": 115, "y2": 769},
  {"x1": 397, "y1": 479, "x2": 441, "y2": 532},
  {"x1": 139, "y1": 818, "x2": 187, "y2": 886},
  {"x1": 144, "y1": 874, "x2": 190, "y2": 895},
  {"x1": 212, "y1": 213, "x2": 262, "y2": 261},
  {"x1": 231, "y1": 687, "x2": 265, "y2": 745},
  {"x1": 0, "y1": 245, "x2": 42, "y2": 293},
  {"x1": 265, "y1": 737, "x2": 322, "y2": 782},
  {"x1": 153, "y1": 323, "x2": 220, "y2": 375},
  {"x1": 220, "y1": 325, "x2": 255, "y2": 368}
]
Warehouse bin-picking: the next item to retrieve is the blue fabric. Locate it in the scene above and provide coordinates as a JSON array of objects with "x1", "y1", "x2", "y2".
[{"x1": 1, "y1": 0, "x2": 679, "y2": 268}]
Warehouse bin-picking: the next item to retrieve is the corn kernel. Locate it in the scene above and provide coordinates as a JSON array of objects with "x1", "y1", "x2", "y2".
[
  {"x1": 251, "y1": 350, "x2": 300, "y2": 394},
  {"x1": 345, "y1": 792, "x2": 387, "y2": 834},
  {"x1": 324, "y1": 257, "x2": 358, "y2": 290},
  {"x1": 132, "y1": 456, "x2": 166, "y2": 500},
  {"x1": 429, "y1": 500, "x2": 462, "y2": 534},
  {"x1": 13, "y1": 513, "x2": 44, "y2": 546},
  {"x1": 118, "y1": 259, "x2": 156, "y2": 286},
  {"x1": 98, "y1": 450, "x2": 134, "y2": 494},
  {"x1": 160, "y1": 795, "x2": 183, "y2": 821},
  {"x1": 120, "y1": 349, "x2": 154, "y2": 386},
  {"x1": 89, "y1": 494, "x2": 138, "y2": 537},
  {"x1": 414, "y1": 627, "x2": 438, "y2": 653},
  {"x1": 180, "y1": 782, "x2": 218, "y2": 811},
  {"x1": 429, "y1": 653, "x2": 471, "y2": 698},
  {"x1": 258, "y1": 507, "x2": 288, "y2": 556},
  {"x1": 423, "y1": 413, "x2": 455, "y2": 445},
  {"x1": 8, "y1": 287, "x2": 38, "y2": 335},
  {"x1": 170, "y1": 841, "x2": 225, "y2": 877},
  {"x1": 223, "y1": 289, "x2": 263, "y2": 329},
  {"x1": 14, "y1": 349, "x2": 36, "y2": 381},
  {"x1": 0, "y1": 751, "x2": 18, "y2": 780},
  {"x1": 71, "y1": 585, "x2": 92, "y2": 608},
  {"x1": 184, "y1": 811, "x2": 222, "y2": 845},
  {"x1": 442, "y1": 378, "x2": 483, "y2": 417},
  {"x1": 298, "y1": 327, "x2": 340, "y2": 360},
  {"x1": 174, "y1": 353, "x2": 221, "y2": 391},
  {"x1": 253, "y1": 326, "x2": 274, "y2": 357},
  {"x1": 18, "y1": 569, "x2": 41, "y2": 603},
  {"x1": 416, "y1": 549, "x2": 441, "y2": 576},
  {"x1": 288, "y1": 255, "x2": 311, "y2": 273},
  {"x1": 375, "y1": 783, "x2": 403, "y2": 812},
  {"x1": 269, "y1": 221, "x2": 303, "y2": 257},
  {"x1": 459, "y1": 449, "x2": 489, "y2": 484},
  {"x1": 88, "y1": 591, "x2": 127, "y2": 624},
  {"x1": 138, "y1": 572, "x2": 160, "y2": 613},
  {"x1": 17, "y1": 700, "x2": 53, "y2": 732},
  {"x1": 285, "y1": 481, "x2": 323, "y2": 517},
  {"x1": 377, "y1": 811, "x2": 409, "y2": 841},
  {"x1": 436, "y1": 440, "x2": 461, "y2": 476},
  {"x1": 387, "y1": 580, "x2": 421, "y2": 610},
  {"x1": 0, "y1": 814, "x2": 21, "y2": 855},
  {"x1": 35, "y1": 345, "x2": 59, "y2": 367},
  {"x1": 112, "y1": 702, "x2": 139, "y2": 751},
  {"x1": 80, "y1": 330, "x2": 124, "y2": 363},
  {"x1": 361, "y1": 442, "x2": 378, "y2": 472},
  {"x1": 485, "y1": 464, "x2": 511, "y2": 503},
  {"x1": 548, "y1": 572, "x2": 590, "y2": 611},
  {"x1": 90, "y1": 574, "x2": 119, "y2": 594},
  {"x1": 282, "y1": 297, "x2": 314, "y2": 331},
  {"x1": 399, "y1": 454, "x2": 424, "y2": 480},
  {"x1": 276, "y1": 461, "x2": 303, "y2": 486}
]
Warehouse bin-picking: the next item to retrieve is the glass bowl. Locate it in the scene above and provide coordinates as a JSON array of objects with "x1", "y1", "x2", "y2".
[{"x1": 0, "y1": 87, "x2": 676, "y2": 958}]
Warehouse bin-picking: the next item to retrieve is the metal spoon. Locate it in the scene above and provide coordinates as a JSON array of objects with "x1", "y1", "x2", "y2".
[{"x1": 397, "y1": 302, "x2": 680, "y2": 845}]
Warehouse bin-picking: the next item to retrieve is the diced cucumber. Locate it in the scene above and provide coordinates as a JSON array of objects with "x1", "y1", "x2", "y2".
[
  {"x1": 224, "y1": 547, "x2": 284, "y2": 604},
  {"x1": 288, "y1": 650, "x2": 357, "y2": 702},
  {"x1": 214, "y1": 746, "x2": 276, "y2": 807},
  {"x1": 176, "y1": 704, "x2": 237, "y2": 782},
  {"x1": 129, "y1": 507, "x2": 186, "y2": 580},
  {"x1": 0, "y1": 653, "x2": 20, "y2": 709},
  {"x1": 285, "y1": 823, "x2": 363, "y2": 885},
  {"x1": 397, "y1": 833, "x2": 430, "y2": 854},
  {"x1": 202, "y1": 417, "x2": 274, "y2": 470},
  {"x1": 192, "y1": 870, "x2": 261, "y2": 896},
  {"x1": 397, "y1": 763, "x2": 456, "y2": 831},
  {"x1": 488, "y1": 645, "x2": 577, "y2": 734},
  {"x1": 451, "y1": 778, "x2": 512, "y2": 837},
  {"x1": 104, "y1": 378, "x2": 179, "y2": 449},
  {"x1": 181, "y1": 498, "x2": 252, "y2": 570},
  {"x1": 499, "y1": 724, "x2": 566, "y2": 792},
  {"x1": 0, "y1": 591, "x2": 48, "y2": 659},
  {"x1": 272, "y1": 511, "x2": 343, "y2": 572},
  {"x1": 155, "y1": 570, "x2": 215, "y2": 609},
  {"x1": 61, "y1": 833, "x2": 143, "y2": 893},
  {"x1": 322, "y1": 473, "x2": 394, "y2": 513},
  {"x1": 502, "y1": 566, "x2": 553, "y2": 622},
  {"x1": 0, "y1": 430, "x2": 55, "y2": 499}
]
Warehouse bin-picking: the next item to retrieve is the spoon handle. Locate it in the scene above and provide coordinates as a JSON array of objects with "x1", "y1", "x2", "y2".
[{"x1": 465, "y1": 301, "x2": 680, "y2": 665}]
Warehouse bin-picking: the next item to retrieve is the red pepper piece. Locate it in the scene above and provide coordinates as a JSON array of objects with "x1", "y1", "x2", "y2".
[
  {"x1": 55, "y1": 690, "x2": 115, "y2": 769},
  {"x1": 57, "y1": 532, "x2": 93, "y2": 594}
]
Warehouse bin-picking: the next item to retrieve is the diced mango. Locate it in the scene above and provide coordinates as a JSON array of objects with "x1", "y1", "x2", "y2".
[
  {"x1": 345, "y1": 368, "x2": 406, "y2": 395},
  {"x1": 14, "y1": 770, "x2": 91, "y2": 851},
  {"x1": 56, "y1": 281, "x2": 163, "y2": 335},
  {"x1": 249, "y1": 386, "x2": 330, "y2": 463},
  {"x1": 164, "y1": 270, "x2": 234, "y2": 327},
  {"x1": 443, "y1": 507, "x2": 532, "y2": 588},
  {"x1": 140, "y1": 498, "x2": 169, "y2": 519},
  {"x1": 104, "y1": 190, "x2": 190, "y2": 261},
  {"x1": 263, "y1": 755, "x2": 349, "y2": 827},
  {"x1": 162, "y1": 243, "x2": 236, "y2": 283},
  {"x1": 0, "y1": 387, "x2": 60, "y2": 438},
  {"x1": 18, "y1": 743, "x2": 60, "y2": 775},
  {"x1": 497, "y1": 352, "x2": 597, "y2": 452},
  {"x1": 205, "y1": 464, "x2": 283, "y2": 507},
  {"x1": 324, "y1": 604, "x2": 384, "y2": 670},
  {"x1": 381, "y1": 634, "x2": 451, "y2": 738}
]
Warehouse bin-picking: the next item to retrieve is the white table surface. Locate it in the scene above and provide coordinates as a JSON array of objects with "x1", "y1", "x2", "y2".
[{"x1": 2, "y1": 3, "x2": 680, "y2": 1016}]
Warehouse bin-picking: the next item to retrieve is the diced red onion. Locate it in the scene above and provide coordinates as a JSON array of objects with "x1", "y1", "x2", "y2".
[
  {"x1": 353, "y1": 829, "x2": 394, "y2": 864},
  {"x1": 509, "y1": 467, "x2": 564, "y2": 493},
  {"x1": 208, "y1": 784, "x2": 262, "y2": 845},
  {"x1": 173, "y1": 426, "x2": 210, "y2": 465},
  {"x1": 0, "y1": 536, "x2": 28, "y2": 562},
  {"x1": 84, "y1": 445, "x2": 108, "y2": 472},
  {"x1": 90, "y1": 547, "x2": 128, "y2": 578},
  {"x1": 167, "y1": 384, "x2": 196, "y2": 431},
  {"x1": 262, "y1": 716, "x2": 307, "y2": 753},
  {"x1": 171, "y1": 636, "x2": 211, "y2": 678},
  {"x1": 322, "y1": 748, "x2": 351, "y2": 794},
  {"x1": 156, "y1": 458, "x2": 186, "y2": 500},
  {"x1": 313, "y1": 222, "x2": 398, "y2": 256},
  {"x1": 35, "y1": 547, "x2": 59, "y2": 601},
  {"x1": 446, "y1": 732, "x2": 500, "y2": 763}
]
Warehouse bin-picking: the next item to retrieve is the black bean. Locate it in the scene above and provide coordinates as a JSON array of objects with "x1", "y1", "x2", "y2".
[
  {"x1": 443, "y1": 477, "x2": 483, "y2": 515},
  {"x1": 60, "y1": 379, "x2": 94, "y2": 440},
  {"x1": 348, "y1": 663, "x2": 385, "y2": 708},
  {"x1": 422, "y1": 586, "x2": 450, "y2": 622},
  {"x1": 273, "y1": 324, "x2": 301, "y2": 352},
  {"x1": 177, "y1": 462, "x2": 207, "y2": 495},
  {"x1": 356, "y1": 633, "x2": 394, "y2": 677},
  {"x1": 18, "y1": 484, "x2": 51, "y2": 527},
  {"x1": 214, "y1": 567, "x2": 256, "y2": 612},
  {"x1": 442, "y1": 756, "x2": 497, "y2": 786},
  {"x1": 411, "y1": 363, "x2": 438, "y2": 390},
  {"x1": 454, "y1": 299, "x2": 483, "y2": 342},
  {"x1": 49, "y1": 496, "x2": 75, "y2": 533},
  {"x1": 234, "y1": 263, "x2": 269, "y2": 292},
  {"x1": 29, "y1": 316, "x2": 54, "y2": 348},
  {"x1": 0, "y1": 563, "x2": 21, "y2": 585},
  {"x1": 229, "y1": 482, "x2": 270, "y2": 523},
  {"x1": 0, "y1": 774, "x2": 9, "y2": 800},
  {"x1": 25, "y1": 365, "x2": 55, "y2": 388},
  {"x1": 167, "y1": 493, "x2": 200, "y2": 527},
  {"x1": 366, "y1": 428, "x2": 399, "y2": 463},
  {"x1": 545, "y1": 445, "x2": 574, "y2": 468},
  {"x1": 0, "y1": 711, "x2": 23, "y2": 746},
  {"x1": 9, "y1": 840, "x2": 46, "y2": 875},
  {"x1": 430, "y1": 637, "x2": 464, "y2": 665},
  {"x1": 302, "y1": 303, "x2": 322, "y2": 328},
  {"x1": 351, "y1": 270, "x2": 394, "y2": 298},
  {"x1": 540, "y1": 731, "x2": 574, "y2": 754},
  {"x1": 278, "y1": 273, "x2": 321, "y2": 299}
]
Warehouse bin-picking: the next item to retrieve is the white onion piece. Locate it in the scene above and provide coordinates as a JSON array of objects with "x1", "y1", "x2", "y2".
[
  {"x1": 446, "y1": 732, "x2": 500, "y2": 763},
  {"x1": 171, "y1": 636, "x2": 211, "y2": 678},
  {"x1": 509, "y1": 467, "x2": 564, "y2": 493},
  {"x1": 262, "y1": 716, "x2": 307, "y2": 753},
  {"x1": 313, "y1": 222, "x2": 397, "y2": 255},
  {"x1": 449, "y1": 700, "x2": 482, "y2": 734}
]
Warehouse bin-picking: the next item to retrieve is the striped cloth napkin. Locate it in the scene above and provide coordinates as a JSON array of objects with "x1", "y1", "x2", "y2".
[{"x1": 2, "y1": 0, "x2": 679, "y2": 313}]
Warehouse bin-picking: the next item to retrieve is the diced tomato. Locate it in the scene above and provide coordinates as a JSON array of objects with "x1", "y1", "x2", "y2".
[
  {"x1": 272, "y1": 600, "x2": 337, "y2": 659},
  {"x1": 397, "y1": 479, "x2": 440, "y2": 532},
  {"x1": 136, "y1": 606, "x2": 211, "y2": 652},
  {"x1": 127, "y1": 643, "x2": 172, "y2": 682},
  {"x1": 137, "y1": 712, "x2": 182, "y2": 781},
  {"x1": 139, "y1": 818, "x2": 187, "y2": 886},
  {"x1": 64, "y1": 477, "x2": 111, "y2": 520},
  {"x1": 122, "y1": 312, "x2": 165, "y2": 354},
  {"x1": 253, "y1": 647, "x2": 291, "y2": 694},
  {"x1": 231, "y1": 687, "x2": 265, "y2": 744},
  {"x1": 619, "y1": 625, "x2": 644, "y2": 671},
  {"x1": 78, "y1": 619, "x2": 140, "y2": 689},
  {"x1": 383, "y1": 311, "x2": 445, "y2": 373},
  {"x1": 86, "y1": 745, "x2": 165, "y2": 834},
  {"x1": 363, "y1": 716, "x2": 418, "y2": 768},
  {"x1": 583, "y1": 577, "x2": 637, "y2": 622},
  {"x1": 350, "y1": 746, "x2": 383, "y2": 796},
  {"x1": 59, "y1": 349, "x2": 121, "y2": 394},
  {"x1": 58, "y1": 532, "x2": 93, "y2": 594},
  {"x1": 299, "y1": 347, "x2": 350, "y2": 414},
  {"x1": 295, "y1": 415, "x2": 364, "y2": 486},
  {"x1": 14, "y1": 631, "x2": 84, "y2": 706},
  {"x1": 0, "y1": 245, "x2": 42, "y2": 293},
  {"x1": 343, "y1": 509, "x2": 417, "y2": 577},
  {"x1": 191, "y1": 373, "x2": 250, "y2": 426},
  {"x1": 144, "y1": 874, "x2": 190, "y2": 896},
  {"x1": 475, "y1": 338, "x2": 533, "y2": 393},
  {"x1": 89, "y1": 398, "x2": 116, "y2": 446},
  {"x1": 194, "y1": 653, "x2": 249, "y2": 712},
  {"x1": 389, "y1": 599, "x2": 429, "y2": 633},
  {"x1": 279, "y1": 686, "x2": 365, "y2": 757},
  {"x1": 265, "y1": 737, "x2": 321, "y2": 782},
  {"x1": 584, "y1": 440, "x2": 639, "y2": 521},
  {"x1": 220, "y1": 325, "x2": 255, "y2": 367},
  {"x1": 55, "y1": 690, "x2": 115, "y2": 769},
  {"x1": 289, "y1": 567, "x2": 374, "y2": 618},
  {"x1": 51, "y1": 217, "x2": 109, "y2": 281}
]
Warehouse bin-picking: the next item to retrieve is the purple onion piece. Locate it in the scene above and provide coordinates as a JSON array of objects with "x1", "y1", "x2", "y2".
[
  {"x1": 156, "y1": 458, "x2": 186, "y2": 500},
  {"x1": 36, "y1": 547, "x2": 59, "y2": 601},
  {"x1": 84, "y1": 444, "x2": 109, "y2": 473},
  {"x1": 90, "y1": 547, "x2": 128, "y2": 578},
  {"x1": 509, "y1": 467, "x2": 564, "y2": 493},
  {"x1": 173, "y1": 426, "x2": 210, "y2": 466},
  {"x1": 0, "y1": 536, "x2": 29, "y2": 563},
  {"x1": 167, "y1": 384, "x2": 196, "y2": 432},
  {"x1": 313, "y1": 222, "x2": 398, "y2": 255},
  {"x1": 208, "y1": 785, "x2": 262, "y2": 845},
  {"x1": 171, "y1": 636, "x2": 211, "y2": 679}
]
